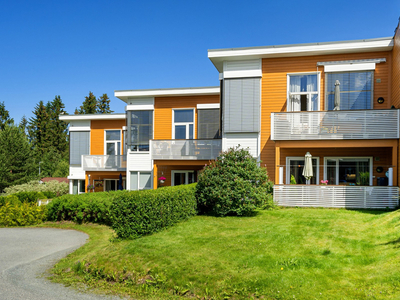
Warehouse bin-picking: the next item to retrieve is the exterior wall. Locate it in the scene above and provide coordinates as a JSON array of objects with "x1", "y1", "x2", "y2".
[
  {"x1": 90, "y1": 120, "x2": 126, "y2": 155},
  {"x1": 154, "y1": 95, "x2": 219, "y2": 140},
  {"x1": 85, "y1": 171, "x2": 126, "y2": 192},
  {"x1": 223, "y1": 133, "x2": 259, "y2": 158},
  {"x1": 261, "y1": 51, "x2": 392, "y2": 183}
]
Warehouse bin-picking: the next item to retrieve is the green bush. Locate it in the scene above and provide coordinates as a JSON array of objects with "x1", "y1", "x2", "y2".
[
  {"x1": 110, "y1": 184, "x2": 197, "y2": 239},
  {"x1": 0, "y1": 202, "x2": 47, "y2": 226},
  {"x1": 42, "y1": 191, "x2": 57, "y2": 199},
  {"x1": 4, "y1": 180, "x2": 68, "y2": 196},
  {"x1": 46, "y1": 191, "x2": 119, "y2": 225},
  {"x1": 13, "y1": 191, "x2": 47, "y2": 203},
  {"x1": 196, "y1": 146, "x2": 274, "y2": 217},
  {"x1": 0, "y1": 195, "x2": 21, "y2": 207}
]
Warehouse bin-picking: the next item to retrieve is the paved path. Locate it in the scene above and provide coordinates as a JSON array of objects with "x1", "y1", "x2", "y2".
[{"x1": 0, "y1": 228, "x2": 122, "y2": 300}]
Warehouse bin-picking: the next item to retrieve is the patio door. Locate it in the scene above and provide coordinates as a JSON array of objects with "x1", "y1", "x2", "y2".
[
  {"x1": 324, "y1": 157, "x2": 372, "y2": 186},
  {"x1": 172, "y1": 171, "x2": 196, "y2": 186},
  {"x1": 286, "y1": 157, "x2": 319, "y2": 184}
]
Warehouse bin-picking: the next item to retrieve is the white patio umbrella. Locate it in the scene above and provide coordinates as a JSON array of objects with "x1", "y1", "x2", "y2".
[
  {"x1": 333, "y1": 80, "x2": 340, "y2": 110},
  {"x1": 302, "y1": 152, "x2": 313, "y2": 184}
]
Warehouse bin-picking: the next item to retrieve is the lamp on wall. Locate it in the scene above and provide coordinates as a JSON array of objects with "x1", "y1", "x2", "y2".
[{"x1": 377, "y1": 97, "x2": 385, "y2": 104}]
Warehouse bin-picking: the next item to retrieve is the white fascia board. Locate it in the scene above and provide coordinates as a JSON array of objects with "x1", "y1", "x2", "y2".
[
  {"x1": 115, "y1": 87, "x2": 220, "y2": 102},
  {"x1": 324, "y1": 62, "x2": 376, "y2": 72},
  {"x1": 197, "y1": 103, "x2": 220, "y2": 109},
  {"x1": 208, "y1": 38, "x2": 393, "y2": 72},
  {"x1": 59, "y1": 114, "x2": 126, "y2": 121},
  {"x1": 125, "y1": 104, "x2": 154, "y2": 111},
  {"x1": 69, "y1": 126, "x2": 90, "y2": 132}
]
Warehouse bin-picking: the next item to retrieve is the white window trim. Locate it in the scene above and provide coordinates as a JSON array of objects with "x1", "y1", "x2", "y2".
[
  {"x1": 323, "y1": 156, "x2": 373, "y2": 186},
  {"x1": 104, "y1": 129, "x2": 122, "y2": 155},
  {"x1": 286, "y1": 72, "x2": 320, "y2": 112},
  {"x1": 197, "y1": 103, "x2": 220, "y2": 109},
  {"x1": 103, "y1": 178, "x2": 126, "y2": 191},
  {"x1": 130, "y1": 171, "x2": 153, "y2": 190},
  {"x1": 172, "y1": 108, "x2": 195, "y2": 139},
  {"x1": 171, "y1": 170, "x2": 196, "y2": 186},
  {"x1": 285, "y1": 156, "x2": 320, "y2": 184}
]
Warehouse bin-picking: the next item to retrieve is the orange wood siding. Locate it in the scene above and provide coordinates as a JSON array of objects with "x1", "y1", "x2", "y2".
[
  {"x1": 392, "y1": 23, "x2": 400, "y2": 107},
  {"x1": 154, "y1": 95, "x2": 219, "y2": 140},
  {"x1": 85, "y1": 171, "x2": 126, "y2": 192},
  {"x1": 260, "y1": 51, "x2": 392, "y2": 182},
  {"x1": 90, "y1": 120, "x2": 126, "y2": 155}
]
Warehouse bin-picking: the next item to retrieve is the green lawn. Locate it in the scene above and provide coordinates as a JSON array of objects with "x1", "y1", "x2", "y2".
[{"x1": 43, "y1": 208, "x2": 400, "y2": 299}]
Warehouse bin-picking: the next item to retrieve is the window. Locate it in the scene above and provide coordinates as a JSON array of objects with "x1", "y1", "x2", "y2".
[
  {"x1": 128, "y1": 110, "x2": 153, "y2": 151},
  {"x1": 286, "y1": 157, "x2": 319, "y2": 184},
  {"x1": 198, "y1": 109, "x2": 220, "y2": 139},
  {"x1": 72, "y1": 180, "x2": 85, "y2": 194},
  {"x1": 70, "y1": 131, "x2": 89, "y2": 165},
  {"x1": 173, "y1": 109, "x2": 194, "y2": 139},
  {"x1": 326, "y1": 71, "x2": 373, "y2": 110},
  {"x1": 324, "y1": 157, "x2": 372, "y2": 186},
  {"x1": 171, "y1": 170, "x2": 197, "y2": 186},
  {"x1": 130, "y1": 171, "x2": 152, "y2": 190},
  {"x1": 105, "y1": 130, "x2": 121, "y2": 155},
  {"x1": 287, "y1": 74, "x2": 318, "y2": 111}
]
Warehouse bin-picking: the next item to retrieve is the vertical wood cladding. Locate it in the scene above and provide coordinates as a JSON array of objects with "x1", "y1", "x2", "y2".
[
  {"x1": 154, "y1": 95, "x2": 220, "y2": 140},
  {"x1": 260, "y1": 51, "x2": 392, "y2": 182},
  {"x1": 391, "y1": 24, "x2": 400, "y2": 185},
  {"x1": 90, "y1": 120, "x2": 126, "y2": 155}
]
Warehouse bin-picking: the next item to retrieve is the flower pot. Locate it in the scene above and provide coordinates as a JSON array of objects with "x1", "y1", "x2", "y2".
[{"x1": 160, "y1": 180, "x2": 165, "y2": 184}]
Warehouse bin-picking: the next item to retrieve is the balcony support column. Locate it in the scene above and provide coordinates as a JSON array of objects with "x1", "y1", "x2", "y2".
[
  {"x1": 153, "y1": 162, "x2": 158, "y2": 190},
  {"x1": 275, "y1": 143, "x2": 280, "y2": 184}
]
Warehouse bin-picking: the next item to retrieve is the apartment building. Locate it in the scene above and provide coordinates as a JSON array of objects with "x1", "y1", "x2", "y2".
[{"x1": 61, "y1": 19, "x2": 400, "y2": 208}]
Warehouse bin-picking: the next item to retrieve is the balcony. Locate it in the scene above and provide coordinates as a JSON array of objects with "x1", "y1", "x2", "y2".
[
  {"x1": 151, "y1": 139, "x2": 222, "y2": 160},
  {"x1": 271, "y1": 109, "x2": 399, "y2": 140},
  {"x1": 82, "y1": 155, "x2": 127, "y2": 171},
  {"x1": 274, "y1": 185, "x2": 399, "y2": 209}
]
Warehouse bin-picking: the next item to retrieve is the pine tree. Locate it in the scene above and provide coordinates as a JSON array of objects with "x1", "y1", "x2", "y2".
[
  {"x1": 28, "y1": 101, "x2": 50, "y2": 155},
  {"x1": 47, "y1": 95, "x2": 69, "y2": 155},
  {"x1": 0, "y1": 101, "x2": 14, "y2": 130},
  {"x1": 0, "y1": 125, "x2": 34, "y2": 192},
  {"x1": 79, "y1": 91, "x2": 97, "y2": 114},
  {"x1": 97, "y1": 93, "x2": 114, "y2": 114}
]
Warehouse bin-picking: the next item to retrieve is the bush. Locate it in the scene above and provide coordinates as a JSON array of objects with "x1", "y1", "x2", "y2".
[
  {"x1": 0, "y1": 202, "x2": 47, "y2": 226},
  {"x1": 110, "y1": 184, "x2": 197, "y2": 239},
  {"x1": 46, "y1": 191, "x2": 119, "y2": 225},
  {"x1": 13, "y1": 191, "x2": 47, "y2": 203},
  {"x1": 0, "y1": 195, "x2": 21, "y2": 207},
  {"x1": 4, "y1": 180, "x2": 68, "y2": 196},
  {"x1": 196, "y1": 147, "x2": 274, "y2": 217}
]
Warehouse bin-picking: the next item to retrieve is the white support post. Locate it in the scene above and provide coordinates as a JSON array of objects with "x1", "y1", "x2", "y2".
[
  {"x1": 279, "y1": 166, "x2": 283, "y2": 184},
  {"x1": 388, "y1": 167, "x2": 393, "y2": 186}
]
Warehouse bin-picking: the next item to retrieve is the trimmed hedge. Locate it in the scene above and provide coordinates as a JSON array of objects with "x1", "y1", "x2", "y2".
[
  {"x1": 46, "y1": 191, "x2": 121, "y2": 225},
  {"x1": 0, "y1": 202, "x2": 47, "y2": 227},
  {"x1": 12, "y1": 191, "x2": 47, "y2": 203},
  {"x1": 110, "y1": 184, "x2": 197, "y2": 239}
]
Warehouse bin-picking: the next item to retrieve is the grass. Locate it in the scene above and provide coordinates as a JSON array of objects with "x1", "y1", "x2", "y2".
[{"x1": 41, "y1": 208, "x2": 400, "y2": 299}]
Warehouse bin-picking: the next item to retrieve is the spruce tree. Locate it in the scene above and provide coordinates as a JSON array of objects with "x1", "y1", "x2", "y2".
[
  {"x1": 47, "y1": 95, "x2": 69, "y2": 155},
  {"x1": 19, "y1": 115, "x2": 28, "y2": 135},
  {"x1": 0, "y1": 125, "x2": 34, "y2": 192},
  {"x1": 0, "y1": 101, "x2": 14, "y2": 130},
  {"x1": 79, "y1": 91, "x2": 97, "y2": 114},
  {"x1": 97, "y1": 93, "x2": 114, "y2": 114},
  {"x1": 28, "y1": 101, "x2": 50, "y2": 155}
]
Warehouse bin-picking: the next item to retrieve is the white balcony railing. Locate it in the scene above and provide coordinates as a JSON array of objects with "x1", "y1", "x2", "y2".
[
  {"x1": 271, "y1": 109, "x2": 399, "y2": 140},
  {"x1": 151, "y1": 139, "x2": 222, "y2": 160},
  {"x1": 273, "y1": 185, "x2": 399, "y2": 209},
  {"x1": 82, "y1": 155, "x2": 127, "y2": 171}
]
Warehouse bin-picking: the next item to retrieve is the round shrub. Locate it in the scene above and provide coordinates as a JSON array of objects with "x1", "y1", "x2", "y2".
[{"x1": 195, "y1": 146, "x2": 274, "y2": 216}]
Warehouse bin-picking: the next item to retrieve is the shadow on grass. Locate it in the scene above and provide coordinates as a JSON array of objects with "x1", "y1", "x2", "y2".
[
  {"x1": 347, "y1": 209, "x2": 395, "y2": 216},
  {"x1": 381, "y1": 237, "x2": 400, "y2": 248}
]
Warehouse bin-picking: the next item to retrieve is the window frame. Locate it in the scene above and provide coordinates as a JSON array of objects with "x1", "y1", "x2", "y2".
[
  {"x1": 171, "y1": 170, "x2": 197, "y2": 186},
  {"x1": 172, "y1": 108, "x2": 195, "y2": 140},
  {"x1": 286, "y1": 72, "x2": 320, "y2": 112},
  {"x1": 130, "y1": 171, "x2": 152, "y2": 190},
  {"x1": 128, "y1": 110, "x2": 154, "y2": 152},
  {"x1": 104, "y1": 129, "x2": 122, "y2": 156},
  {"x1": 285, "y1": 156, "x2": 320, "y2": 184},
  {"x1": 324, "y1": 71, "x2": 374, "y2": 111}
]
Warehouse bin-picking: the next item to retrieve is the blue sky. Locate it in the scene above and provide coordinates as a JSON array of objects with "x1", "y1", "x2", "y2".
[{"x1": 1, "y1": 0, "x2": 399, "y2": 123}]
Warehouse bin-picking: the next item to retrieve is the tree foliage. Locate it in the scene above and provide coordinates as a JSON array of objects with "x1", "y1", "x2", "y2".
[
  {"x1": 0, "y1": 125, "x2": 35, "y2": 192},
  {"x1": 195, "y1": 147, "x2": 274, "y2": 216},
  {"x1": 0, "y1": 101, "x2": 14, "y2": 130},
  {"x1": 79, "y1": 91, "x2": 97, "y2": 114},
  {"x1": 97, "y1": 93, "x2": 113, "y2": 114}
]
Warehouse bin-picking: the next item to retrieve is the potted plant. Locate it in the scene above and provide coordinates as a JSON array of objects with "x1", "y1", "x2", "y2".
[
  {"x1": 87, "y1": 184, "x2": 94, "y2": 192},
  {"x1": 158, "y1": 176, "x2": 166, "y2": 184}
]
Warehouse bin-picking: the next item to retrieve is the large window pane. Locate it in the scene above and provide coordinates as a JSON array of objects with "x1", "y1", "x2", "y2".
[
  {"x1": 139, "y1": 173, "x2": 152, "y2": 189},
  {"x1": 128, "y1": 111, "x2": 153, "y2": 151},
  {"x1": 106, "y1": 130, "x2": 120, "y2": 141},
  {"x1": 174, "y1": 110, "x2": 193, "y2": 122},
  {"x1": 175, "y1": 125, "x2": 186, "y2": 139},
  {"x1": 289, "y1": 75, "x2": 317, "y2": 92},
  {"x1": 288, "y1": 158, "x2": 317, "y2": 184}
]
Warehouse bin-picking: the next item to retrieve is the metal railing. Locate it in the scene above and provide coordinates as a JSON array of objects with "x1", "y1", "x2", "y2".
[
  {"x1": 82, "y1": 155, "x2": 127, "y2": 171},
  {"x1": 273, "y1": 185, "x2": 399, "y2": 209},
  {"x1": 151, "y1": 139, "x2": 222, "y2": 160},
  {"x1": 271, "y1": 109, "x2": 399, "y2": 140}
]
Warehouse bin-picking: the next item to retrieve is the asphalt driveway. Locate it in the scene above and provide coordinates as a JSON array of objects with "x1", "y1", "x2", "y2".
[{"x1": 0, "y1": 228, "x2": 121, "y2": 300}]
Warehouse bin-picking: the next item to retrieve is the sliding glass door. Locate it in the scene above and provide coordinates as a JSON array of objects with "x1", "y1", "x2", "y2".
[{"x1": 324, "y1": 157, "x2": 372, "y2": 186}]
